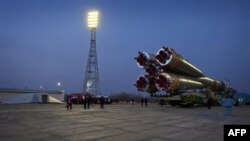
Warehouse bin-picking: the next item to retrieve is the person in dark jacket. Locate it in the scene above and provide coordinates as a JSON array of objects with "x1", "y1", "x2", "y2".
[
  {"x1": 144, "y1": 98, "x2": 148, "y2": 107},
  {"x1": 141, "y1": 98, "x2": 144, "y2": 107},
  {"x1": 87, "y1": 95, "x2": 91, "y2": 109},
  {"x1": 66, "y1": 96, "x2": 72, "y2": 110},
  {"x1": 100, "y1": 96, "x2": 105, "y2": 109},
  {"x1": 159, "y1": 99, "x2": 164, "y2": 107},
  {"x1": 207, "y1": 97, "x2": 212, "y2": 109},
  {"x1": 83, "y1": 95, "x2": 87, "y2": 109}
]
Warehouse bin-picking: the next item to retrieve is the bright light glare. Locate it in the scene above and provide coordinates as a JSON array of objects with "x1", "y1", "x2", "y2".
[{"x1": 88, "y1": 11, "x2": 99, "y2": 28}]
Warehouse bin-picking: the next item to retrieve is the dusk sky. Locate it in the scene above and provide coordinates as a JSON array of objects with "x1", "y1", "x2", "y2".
[{"x1": 1, "y1": 0, "x2": 250, "y2": 94}]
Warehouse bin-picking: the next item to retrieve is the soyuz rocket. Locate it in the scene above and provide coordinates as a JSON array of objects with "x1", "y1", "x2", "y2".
[{"x1": 134, "y1": 46, "x2": 228, "y2": 95}]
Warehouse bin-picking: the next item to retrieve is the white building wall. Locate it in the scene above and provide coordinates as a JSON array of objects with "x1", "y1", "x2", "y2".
[{"x1": 0, "y1": 92, "x2": 64, "y2": 103}]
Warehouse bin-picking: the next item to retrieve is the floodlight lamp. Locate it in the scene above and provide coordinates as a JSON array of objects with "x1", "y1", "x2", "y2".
[{"x1": 87, "y1": 11, "x2": 99, "y2": 28}]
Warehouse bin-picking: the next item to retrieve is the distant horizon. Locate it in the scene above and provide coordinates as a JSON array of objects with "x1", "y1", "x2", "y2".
[{"x1": 1, "y1": 87, "x2": 249, "y2": 96}]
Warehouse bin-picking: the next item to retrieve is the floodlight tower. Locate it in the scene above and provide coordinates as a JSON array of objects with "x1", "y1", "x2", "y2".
[{"x1": 83, "y1": 11, "x2": 100, "y2": 95}]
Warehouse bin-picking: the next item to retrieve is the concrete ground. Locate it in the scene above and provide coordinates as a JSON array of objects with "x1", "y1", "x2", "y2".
[{"x1": 0, "y1": 103, "x2": 250, "y2": 141}]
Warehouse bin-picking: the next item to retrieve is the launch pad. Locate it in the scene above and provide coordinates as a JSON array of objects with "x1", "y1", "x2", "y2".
[{"x1": 0, "y1": 103, "x2": 249, "y2": 141}]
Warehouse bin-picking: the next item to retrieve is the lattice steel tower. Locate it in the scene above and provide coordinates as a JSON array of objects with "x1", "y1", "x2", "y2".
[{"x1": 83, "y1": 11, "x2": 100, "y2": 95}]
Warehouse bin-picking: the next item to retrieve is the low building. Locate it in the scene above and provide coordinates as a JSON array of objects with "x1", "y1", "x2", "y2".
[{"x1": 0, "y1": 88, "x2": 64, "y2": 104}]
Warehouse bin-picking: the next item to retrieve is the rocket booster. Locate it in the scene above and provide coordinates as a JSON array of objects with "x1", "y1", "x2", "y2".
[
  {"x1": 135, "y1": 47, "x2": 205, "y2": 77},
  {"x1": 155, "y1": 72, "x2": 204, "y2": 92},
  {"x1": 135, "y1": 51, "x2": 159, "y2": 76},
  {"x1": 197, "y1": 77, "x2": 227, "y2": 91},
  {"x1": 134, "y1": 51, "x2": 156, "y2": 69},
  {"x1": 134, "y1": 75, "x2": 158, "y2": 94},
  {"x1": 155, "y1": 47, "x2": 204, "y2": 77},
  {"x1": 134, "y1": 46, "x2": 228, "y2": 94},
  {"x1": 135, "y1": 73, "x2": 227, "y2": 94}
]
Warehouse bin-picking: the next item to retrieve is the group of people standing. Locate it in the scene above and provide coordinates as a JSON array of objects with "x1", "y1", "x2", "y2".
[
  {"x1": 141, "y1": 98, "x2": 148, "y2": 107},
  {"x1": 66, "y1": 95, "x2": 105, "y2": 110},
  {"x1": 205, "y1": 89, "x2": 235, "y2": 116},
  {"x1": 82, "y1": 94, "x2": 92, "y2": 109},
  {"x1": 130, "y1": 98, "x2": 149, "y2": 107}
]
